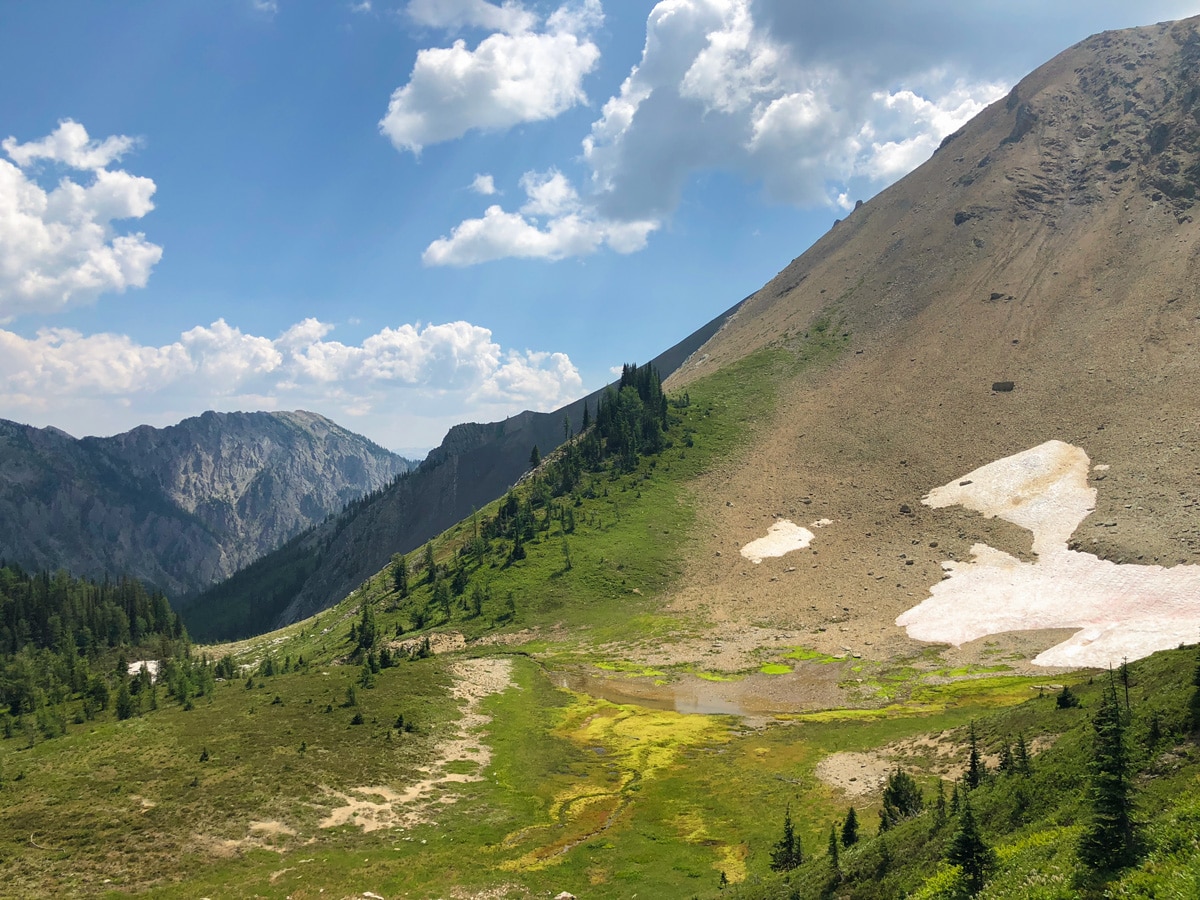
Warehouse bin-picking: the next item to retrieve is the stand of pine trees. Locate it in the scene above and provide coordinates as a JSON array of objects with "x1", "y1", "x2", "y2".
[{"x1": 0, "y1": 564, "x2": 196, "y2": 739}]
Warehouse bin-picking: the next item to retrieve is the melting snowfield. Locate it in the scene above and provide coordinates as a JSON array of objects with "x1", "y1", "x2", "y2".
[
  {"x1": 741, "y1": 519, "x2": 829, "y2": 563},
  {"x1": 897, "y1": 440, "x2": 1200, "y2": 667}
]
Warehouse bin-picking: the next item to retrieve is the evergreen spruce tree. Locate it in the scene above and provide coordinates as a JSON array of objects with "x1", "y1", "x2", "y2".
[
  {"x1": 946, "y1": 797, "x2": 994, "y2": 895},
  {"x1": 1190, "y1": 645, "x2": 1200, "y2": 730},
  {"x1": 1078, "y1": 672, "x2": 1136, "y2": 870},
  {"x1": 879, "y1": 767, "x2": 924, "y2": 830},
  {"x1": 841, "y1": 806, "x2": 859, "y2": 847},
  {"x1": 357, "y1": 601, "x2": 377, "y2": 651},
  {"x1": 965, "y1": 720, "x2": 985, "y2": 789},
  {"x1": 769, "y1": 804, "x2": 802, "y2": 872},
  {"x1": 998, "y1": 739, "x2": 1014, "y2": 775},
  {"x1": 115, "y1": 680, "x2": 135, "y2": 721},
  {"x1": 934, "y1": 779, "x2": 947, "y2": 829},
  {"x1": 1014, "y1": 732, "x2": 1032, "y2": 775},
  {"x1": 423, "y1": 541, "x2": 436, "y2": 584},
  {"x1": 828, "y1": 823, "x2": 840, "y2": 875},
  {"x1": 391, "y1": 553, "x2": 409, "y2": 598}
]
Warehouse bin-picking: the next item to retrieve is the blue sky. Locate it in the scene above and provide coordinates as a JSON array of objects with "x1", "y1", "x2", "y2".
[{"x1": 1, "y1": 0, "x2": 1197, "y2": 454}]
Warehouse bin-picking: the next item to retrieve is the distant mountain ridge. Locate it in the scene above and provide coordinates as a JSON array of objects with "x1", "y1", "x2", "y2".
[
  {"x1": 181, "y1": 301, "x2": 744, "y2": 640},
  {"x1": 0, "y1": 410, "x2": 413, "y2": 598}
]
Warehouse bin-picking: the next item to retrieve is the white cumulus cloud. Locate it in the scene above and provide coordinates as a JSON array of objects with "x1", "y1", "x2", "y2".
[
  {"x1": 406, "y1": 0, "x2": 1015, "y2": 267},
  {"x1": 584, "y1": 0, "x2": 1006, "y2": 219},
  {"x1": 381, "y1": 1, "x2": 603, "y2": 153},
  {"x1": 0, "y1": 120, "x2": 162, "y2": 321},
  {"x1": 422, "y1": 168, "x2": 658, "y2": 266},
  {"x1": 0, "y1": 318, "x2": 584, "y2": 447}
]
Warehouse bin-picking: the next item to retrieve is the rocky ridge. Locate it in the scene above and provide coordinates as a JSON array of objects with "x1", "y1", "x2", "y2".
[{"x1": 0, "y1": 410, "x2": 412, "y2": 598}]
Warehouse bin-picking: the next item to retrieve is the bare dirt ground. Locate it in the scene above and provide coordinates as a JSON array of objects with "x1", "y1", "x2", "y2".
[
  {"x1": 319, "y1": 657, "x2": 512, "y2": 832},
  {"x1": 815, "y1": 732, "x2": 1059, "y2": 798}
]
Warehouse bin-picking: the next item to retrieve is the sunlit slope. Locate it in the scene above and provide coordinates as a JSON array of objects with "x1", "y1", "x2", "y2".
[{"x1": 663, "y1": 17, "x2": 1200, "y2": 667}]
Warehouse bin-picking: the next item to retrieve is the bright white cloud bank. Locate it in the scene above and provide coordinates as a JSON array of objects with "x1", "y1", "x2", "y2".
[
  {"x1": 897, "y1": 441, "x2": 1200, "y2": 668},
  {"x1": 0, "y1": 318, "x2": 583, "y2": 447},
  {"x1": 381, "y1": 0, "x2": 603, "y2": 153},
  {"x1": 586, "y1": 0, "x2": 1005, "y2": 217},
  {"x1": 419, "y1": 0, "x2": 1006, "y2": 265},
  {"x1": 0, "y1": 120, "x2": 162, "y2": 320},
  {"x1": 424, "y1": 169, "x2": 658, "y2": 265}
]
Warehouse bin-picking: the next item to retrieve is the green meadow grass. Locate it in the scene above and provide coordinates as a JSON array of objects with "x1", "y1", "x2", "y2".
[{"x1": 5, "y1": 326, "x2": 1159, "y2": 898}]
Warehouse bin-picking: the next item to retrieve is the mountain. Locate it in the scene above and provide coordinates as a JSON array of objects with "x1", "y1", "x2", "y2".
[
  {"x1": 0, "y1": 410, "x2": 413, "y2": 598},
  {"x1": 659, "y1": 14, "x2": 1200, "y2": 668},
  {"x1": 180, "y1": 300, "x2": 742, "y2": 640}
]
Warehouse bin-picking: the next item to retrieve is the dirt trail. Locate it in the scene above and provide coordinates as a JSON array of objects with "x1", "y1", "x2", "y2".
[{"x1": 319, "y1": 657, "x2": 512, "y2": 831}]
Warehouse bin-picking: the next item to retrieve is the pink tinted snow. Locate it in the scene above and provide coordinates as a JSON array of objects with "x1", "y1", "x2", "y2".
[{"x1": 896, "y1": 440, "x2": 1200, "y2": 667}]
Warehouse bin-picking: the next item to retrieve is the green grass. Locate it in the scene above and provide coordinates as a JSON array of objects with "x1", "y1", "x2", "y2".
[{"x1": 9, "y1": 324, "x2": 1188, "y2": 899}]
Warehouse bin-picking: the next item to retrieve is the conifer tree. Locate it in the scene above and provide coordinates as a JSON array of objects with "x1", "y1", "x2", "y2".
[
  {"x1": 115, "y1": 680, "x2": 134, "y2": 721},
  {"x1": 934, "y1": 779, "x2": 947, "y2": 828},
  {"x1": 357, "y1": 601, "x2": 377, "y2": 651},
  {"x1": 998, "y1": 739, "x2": 1014, "y2": 775},
  {"x1": 965, "y1": 720, "x2": 985, "y2": 789},
  {"x1": 1078, "y1": 672, "x2": 1136, "y2": 870},
  {"x1": 1014, "y1": 732, "x2": 1032, "y2": 775},
  {"x1": 423, "y1": 541, "x2": 436, "y2": 584},
  {"x1": 946, "y1": 797, "x2": 994, "y2": 895},
  {"x1": 391, "y1": 553, "x2": 409, "y2": 598},
  {"x1": 828, "y1": 823, "x2": 840, "y2": 875},
  {"x1": 841, "y1": 806, "x2": 859, "y2": 847},
  {"x1": 769, "y1": 804, "x2": 802, "y2": 871},
  {"x1": 1190, "y1": 645, "x2": 1200, "y2": 730},
  {"x1": 879, "y1": 767, "x2": 924, "y2": 830}
]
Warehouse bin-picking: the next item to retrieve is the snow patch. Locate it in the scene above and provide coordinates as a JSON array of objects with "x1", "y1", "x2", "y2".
[
  {"x1": 127, "y1": 659, "x2": 160, "y2": 681},
  {"x1": 741, "y1": 520, "x2": 816, "y2": 564},
  {"x1": 897, "y1": 440, "x2": 1200, "y2": 667}
]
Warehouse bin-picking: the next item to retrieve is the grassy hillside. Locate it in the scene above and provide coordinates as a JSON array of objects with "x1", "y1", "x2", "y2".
[{"x1": 3, "y1": 326, "x2": 1195, "y2": 898}]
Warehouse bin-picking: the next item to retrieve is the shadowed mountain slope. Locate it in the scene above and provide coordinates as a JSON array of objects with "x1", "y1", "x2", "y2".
[
  {"x1": 180, "y1": 301, "x2": 742, "y2": 639},
  {"x1": 0, "y1": 411, "x2": 412, "y2": 598}
]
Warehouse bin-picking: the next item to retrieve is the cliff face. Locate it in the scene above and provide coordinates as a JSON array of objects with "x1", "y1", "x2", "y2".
[
  {"x1": 0, "y1": 411, "x2": 412, "y2": 597},
  {"x1": 182, "y1": 301, "x2": 743, "y2": 640}
]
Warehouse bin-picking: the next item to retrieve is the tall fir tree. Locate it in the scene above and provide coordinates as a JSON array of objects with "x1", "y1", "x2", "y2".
[
  {"x1": 841, "y1": 806, "x2": 859, "y2": 847},
  {"x1": 946, "y1": 797, "x2": 994, "y2": 895},
  {"x1": 1078, "y1": 672, "x2": 1136, "y2": 870},
  {"x1": 879, "y1": 767, "x2": 924, "y2": 830},
  {"x1": 423, "y1": 541, "x2": 436, "y2": 584},
  {"x1": 965, "y1": 720, "x2": 985, "y2": 789},
  {"x1": 769, "y1": 804, "x2": 803, "y2": 872},
  {"x1": 391, "y1": 553, "x2": 408, "y2": 598},
  {"x1": 1190, "y1": 645, "x2": 1200, "y2": 730},
  {"x1": 1014, "y1": 732, "x2": 1032, "y2": 775}
]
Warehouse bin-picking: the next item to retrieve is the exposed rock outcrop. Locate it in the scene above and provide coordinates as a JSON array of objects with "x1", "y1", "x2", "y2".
[{"x1": 0, "y1": 411, "x2": 412, "y2": 598}]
